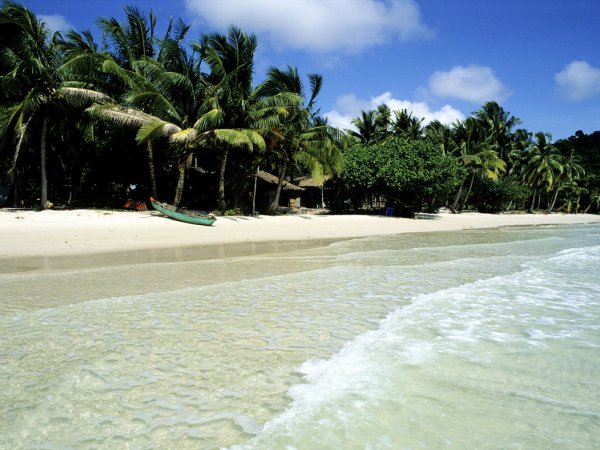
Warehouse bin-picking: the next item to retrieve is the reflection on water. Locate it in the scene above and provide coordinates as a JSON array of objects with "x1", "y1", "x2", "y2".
[{"x1": 1, "y1": 225, "x2": 599, "y2": 448}]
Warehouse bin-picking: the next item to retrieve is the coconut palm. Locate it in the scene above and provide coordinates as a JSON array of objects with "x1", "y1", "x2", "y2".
[
  {"x1": 474, "y1": 101, "x2": 521, "y2": 161},
  {"x1": 349, "y1": 110, "x2": 378, "y2": 145},
  {"x1": 94, "y1": 6, "x2": 164, "y2": 197},
  {"x1": 450, "y1": 118, "x2": 506, "y2": 211},
  {"x1": 348, "y1": 104, "x2": 390, "y2": 145},
  {"x1": 424, "y1": 120, "x2": 452, "y2": 156},
  {"x1": 261, "y1": 65, "x2": 344, "y2": 213},
  {"x1": 0, "y1": 1, "x2": 110, "y2": 208},
  {"x1": 201, "y1": 26, "x2": 300, "y2": 210},
  {"x1": 546, "y1": 149, "x2": 584, "y2": 213},
  {"x1": 89, "y1": 53, "x2": 212, "y2": 206},
  {"x1": 391, "y1": 108, "x2": 423, "y2": 140},
  {"x1": 521, "y1": 132, "x2": 564, "y2": 213}
]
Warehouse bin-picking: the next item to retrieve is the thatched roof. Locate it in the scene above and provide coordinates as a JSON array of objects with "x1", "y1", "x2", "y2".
[
  {"x1": 295, "y1": 176, "x2": 331, "y2": 188},
  {"x1": 256, "y1": 170, "x2": 304, "y2": 191}
]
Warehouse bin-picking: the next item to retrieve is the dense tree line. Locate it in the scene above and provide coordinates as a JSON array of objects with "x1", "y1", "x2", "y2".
[
  {"x1": 337, "y1": 102, "x2": 599, "y2": 215},
  {"x1": 0, "y1": 2, "x2": 598, "y2": 215}
]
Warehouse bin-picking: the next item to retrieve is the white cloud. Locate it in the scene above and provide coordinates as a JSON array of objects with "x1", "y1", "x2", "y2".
[
  {"x1": 555, "y1": 60, "x2": 600, "y2": 101},
  {"x1": 39, "y1": 14, "x2": 73, "y2": 33},
  {"x1": 324, "y1": 91, "x2": 465, "y2": 131},
  {"x1": 184, "y1": 0, "x2": 431, "y2": 53},
  {"x1": 428, "y1": 65, "x2": 510, "y2": 103}
]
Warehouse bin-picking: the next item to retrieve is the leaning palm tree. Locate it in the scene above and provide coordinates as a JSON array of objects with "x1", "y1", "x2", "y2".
[
  {"x1": 201, "y1": 26, "x2": 300, "y2": 210},
  {"x1": 474, "y1": 101, "x2": 521, "y2": 162},
  {"x1": 89, "y1": 54, "x2": 212, "y2": 207},
  {"x1": 95, "y1": 6, "x2": 163, "y2": 197},
  {"x1": 0, "y1": 1, "x2": 110, "y2": 208},
  {"x1": 261, "y1": 65, "x2": 344, "y2": 213},
  {"x1": 450, "y1": 118, "x2": 506, "y2": 211},
  {"x1": 424, "y1": 120, "x2": 452, "y2": 156},
  {"x1": 546, "y1": 149, "x2": 584, "y2": 213},
  {"x1": 521, "y1": 132, "x2": 564, "y2": 213}
]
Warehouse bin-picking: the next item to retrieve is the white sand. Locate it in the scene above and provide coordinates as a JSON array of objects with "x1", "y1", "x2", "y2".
[{"x1": 1, "y1": 208, "x2": 599, "y2": 258}]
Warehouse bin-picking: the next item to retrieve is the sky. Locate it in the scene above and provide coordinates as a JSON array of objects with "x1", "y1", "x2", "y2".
[{"x1": 21, "y1": 0, "x2": 600, "y2": 140}]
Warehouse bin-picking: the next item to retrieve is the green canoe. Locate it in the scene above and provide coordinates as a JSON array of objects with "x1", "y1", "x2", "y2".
[{"x1": 150, "y1": 197, "x2": 216, "y2": 226}]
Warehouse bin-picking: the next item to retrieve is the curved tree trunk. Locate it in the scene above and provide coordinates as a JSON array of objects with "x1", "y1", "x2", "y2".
[
  {"x1": 459, "y1": 172, "x2": 475, "y2": 211},
  {"x1": 583, "y1": 199, "x2": 596, "y2": 214},
  {"x1": 146, "y1": 141, "x2": 158, "y2": 198},
  {"x1": 9, "y1": 127, "x2": 26, "y2": 183},
  {"x1": 218, "y1": 147, "x2": 229, "y2": 211},
  {"x1": 450, "y1": 179, "x2": 465, "y2": 212},
  {"x1": 269, "y1": 162, "x2": 287, "y2": 214},
  {"x1": 546, "y1": 186, "x2": 560, "y2": 213},
  {"x1": 528, "y1": 189, "x2": 537, "y2": 213},
  {"x1": 173, "y1": 153, "x2": 192, "y2": 207},
  {"x1": 40, "y1": 116, "x2": 48, "y2": 210}
]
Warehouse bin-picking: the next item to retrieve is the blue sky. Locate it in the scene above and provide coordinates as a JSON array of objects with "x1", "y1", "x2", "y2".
[{"x1": 22, "y1": 0, "x2": 600, "y2": 140}]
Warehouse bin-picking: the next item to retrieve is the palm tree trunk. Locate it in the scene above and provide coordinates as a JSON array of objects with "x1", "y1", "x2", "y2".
[
  {"x1": 451, "y1": 179, "x2": 464, "y2": 212},
  {"x1": 583, "y1": 198, "x2": 597, "y2": 214},
  {"x1": 529, "y1": 189, "x2": 537, "y2": 213},
  {"x1": 146, "y1": 141, "x2": 158, "y2": 198},
  {"x1": 40, "y1": 116, "x2": 48, "y2": 210},
  {"x1": 9, "y1": 128, "x2": 26, "y2": 183},
  {"x1": 218, "y1": 147, "x2": 229, "y2": 211},
  {"x1": 269, "y1": 162, "x2": 287, "y2": 214},
  {"x1": 173, "y1": 152, "x2": 192, "y2": 206},
  {"x1": 546, "y1": 186, "x2": 560, "y2": 213},
  {"x1": 459, "y1": 172, "x2": 475, "y2": 211}
]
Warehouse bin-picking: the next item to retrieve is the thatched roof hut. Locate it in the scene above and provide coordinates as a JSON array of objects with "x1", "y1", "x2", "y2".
[{"x1": 256, "y1": 170, "x2": 304, "y2": 191}]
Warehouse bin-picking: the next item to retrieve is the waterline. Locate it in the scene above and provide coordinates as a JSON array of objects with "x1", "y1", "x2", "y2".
[{"x1": 1, "y1": 224, "x2": 599, "y2": 448}]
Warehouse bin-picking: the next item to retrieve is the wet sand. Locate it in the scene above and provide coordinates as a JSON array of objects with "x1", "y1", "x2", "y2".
[{"x1": 1, "y1": 209, "x2": 599, "y2": 271}]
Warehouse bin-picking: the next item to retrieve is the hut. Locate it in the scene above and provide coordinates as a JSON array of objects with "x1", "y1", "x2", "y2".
[
  {"x1": 253, "y1": 170, "x2": 304, "y2": 212},
  {"x1": 295, "y1": 176, "x2": 331, "y2": 209}
]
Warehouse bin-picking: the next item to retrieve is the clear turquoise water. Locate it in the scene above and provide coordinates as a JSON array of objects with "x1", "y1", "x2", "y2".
[{"x1": 1, "y1": 224, "x2": 599, "y2": 449}]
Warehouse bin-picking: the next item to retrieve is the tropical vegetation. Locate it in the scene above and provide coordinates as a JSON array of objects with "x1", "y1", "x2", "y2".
[{"x1": 1, "y1": 2, "x2": 599, "y2": 215}]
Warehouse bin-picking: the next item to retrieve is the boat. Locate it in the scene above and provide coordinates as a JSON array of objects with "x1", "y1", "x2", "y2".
[{"x1": 149, "y1": 197, "x2": 216, "y2": 226}]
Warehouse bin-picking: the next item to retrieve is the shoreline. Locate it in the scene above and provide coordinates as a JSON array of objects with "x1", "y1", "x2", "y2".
[{"x1": 2, "y1": 209, "x2": 600, "y2": 264}]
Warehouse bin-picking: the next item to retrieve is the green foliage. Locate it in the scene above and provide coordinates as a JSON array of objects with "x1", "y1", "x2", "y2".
[
  {"x1": 222, "y1": 207, "x2": 242, "y2": 216},
  {"x1": 476, "y1": 176, "x2": 531, "y2": 213},
  {"x1": 1, "y1": 2, "x2": 597, "y2": 215},
  {"x1": 341, "y1": 137, "x2": 465, "y2": 212}
]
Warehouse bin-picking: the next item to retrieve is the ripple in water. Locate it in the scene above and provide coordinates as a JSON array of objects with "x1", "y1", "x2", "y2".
[{"x1": 1, "y1": 224, "x2": 599, "y2": 448}]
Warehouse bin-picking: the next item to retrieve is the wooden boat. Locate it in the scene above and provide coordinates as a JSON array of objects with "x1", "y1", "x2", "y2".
[{"x1": 149, "y1": 197, "x2": 216, "y2": 226}]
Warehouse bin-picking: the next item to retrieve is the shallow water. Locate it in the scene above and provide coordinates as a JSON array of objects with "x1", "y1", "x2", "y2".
[{"x1": 1, "y1": 224, "x2": 599, "y2": 449}]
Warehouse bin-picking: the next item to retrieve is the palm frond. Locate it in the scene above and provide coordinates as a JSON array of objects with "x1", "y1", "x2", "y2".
[
  {"x1": 168, "y1": 127, "x2": 198, "y2": 145},
  {"x1": 59, "y1": 87, "x2": 113, "y2": 108}
]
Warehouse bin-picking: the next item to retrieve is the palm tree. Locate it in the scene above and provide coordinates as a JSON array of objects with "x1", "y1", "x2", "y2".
[
  {"x1": 424, "y1": 120, "x2": 452, "y2": 156},
  {"x1": 0, "y1": 1, "x2": 109, "y2": 208},
  {"x1": 348, "y1": 104, "x2": 390, "y2": 145},
  {"x1": 349, "y1": 110, "x2": 378, "y2": 145},
  {"x1": 97, "y1": 5, "x2": 157, "y2": 70},
  {"x1": 391, "y1": 108, "x2": 423, "y2": 140},
  {"x1": 474, "y1": 101, "x2": 521, "y2": 162},
  {"x1": 450, "y1": 118, "x2": 506, "y2": 211},
  {"x1": 521, "y1": 132, "x2": 564, "y2": 213},
  {"x1": 261, "y1": 65, "x2": 343, "y2": 213},
  {"x1": 201, "y1": 26, "x2": 298, "y2": 210},
  {"x1": 546, "y1": 149, "x2": 584, "y2": 213},
  {"x1": 95, "y1": 6, "x2": 163, "y2": 198},
  {"x1": 89, "y1": 54, "x2": 212, "y2": 206}
]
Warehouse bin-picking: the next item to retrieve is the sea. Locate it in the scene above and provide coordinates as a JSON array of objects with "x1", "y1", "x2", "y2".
[{"x1": 1, "y1": 223, "x2": 599, "y2": 449}]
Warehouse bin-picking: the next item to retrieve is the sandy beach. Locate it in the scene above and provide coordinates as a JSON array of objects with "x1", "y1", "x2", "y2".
[{"x1": 1, "y1": 208, "x2": 600, "y2": 259}]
